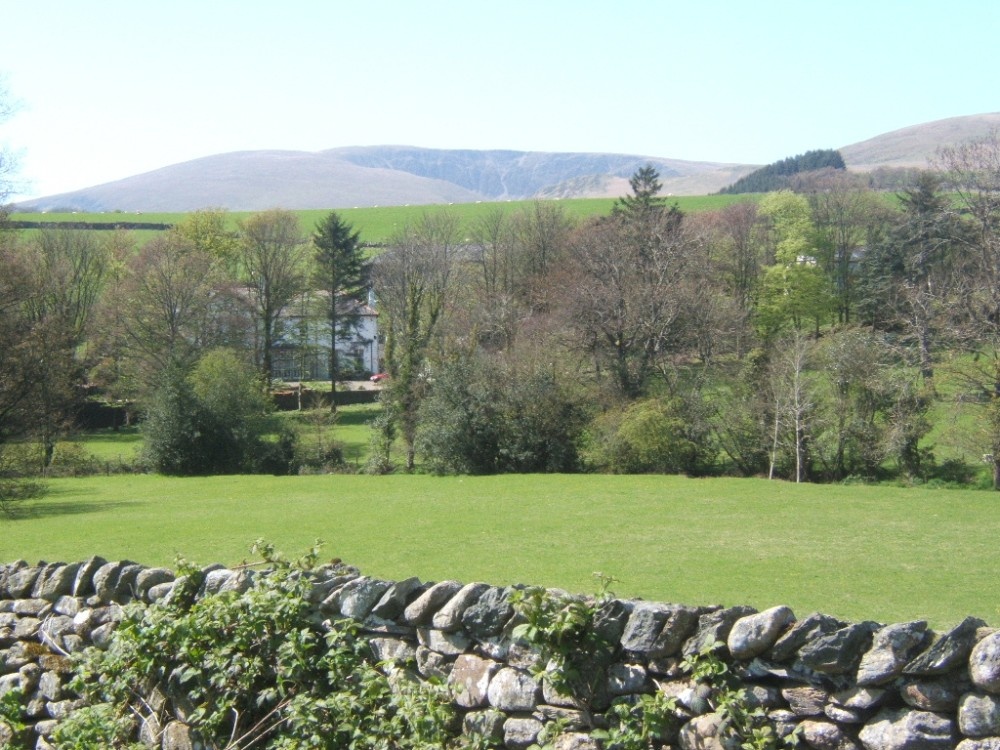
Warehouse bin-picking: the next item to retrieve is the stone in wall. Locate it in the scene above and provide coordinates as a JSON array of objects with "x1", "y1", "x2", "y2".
[{"x1": 2, "y1": 558, "x2": 999, "y2": 750}]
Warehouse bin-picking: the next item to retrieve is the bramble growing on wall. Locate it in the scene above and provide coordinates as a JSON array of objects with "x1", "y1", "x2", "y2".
[{"x1": 55, "y1": 542, "x2": 462, "y2": 749}]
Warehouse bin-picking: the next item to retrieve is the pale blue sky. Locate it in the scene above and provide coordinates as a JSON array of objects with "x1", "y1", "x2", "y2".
[{"x1": 3, "y1": 0, "x2": 998, "y2": 200}]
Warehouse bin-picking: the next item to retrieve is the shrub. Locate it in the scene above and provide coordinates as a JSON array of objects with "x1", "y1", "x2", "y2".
[
  {"x1": 416, "y1": 356, "x2": 586, "y2": 475},
  {"x1": 142, "y1": 351, "x2": 295, "y2": 475},
  {"x1": 589, "y1": 397, "x2": 716, "y2": 475},
  {"x1": 59, "y1": 543, "x2": 460, "y2": 749}
]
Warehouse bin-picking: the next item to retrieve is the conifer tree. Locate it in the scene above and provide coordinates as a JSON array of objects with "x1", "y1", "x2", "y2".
[{"x1": 312, "y1": 211, "x2": 369, "y2": 410}]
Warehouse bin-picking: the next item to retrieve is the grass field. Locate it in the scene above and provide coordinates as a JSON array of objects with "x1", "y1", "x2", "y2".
[
  {"x1": 10, "y1": 194, "x2": 755, "y2": 246},
  {"x1": 2, "y1": 473, "x2": 995, "y2": 629}
]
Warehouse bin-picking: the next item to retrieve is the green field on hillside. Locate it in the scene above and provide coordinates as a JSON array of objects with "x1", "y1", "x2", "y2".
[
  {"x1": 10, "y1": 194, "x2": 754, "y2": 245},
  {"x1": 2, "y1": 473, "x2": 995, "y2": 629}
]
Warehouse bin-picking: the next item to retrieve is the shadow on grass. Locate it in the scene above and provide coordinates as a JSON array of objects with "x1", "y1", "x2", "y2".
[
  {"x1": 1, "y1": 484, "x2": 137, "y2": 521},
  {"x1": 334, "y1": 406, "x2": 379, "y2": 427}
]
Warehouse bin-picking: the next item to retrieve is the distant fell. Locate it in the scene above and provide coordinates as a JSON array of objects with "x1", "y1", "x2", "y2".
[
  {"x1": 17, "y1": 147, "x2": 742, "y2": 213},
  {"x1": 839, "y1": 112, "x2": 1000, "y2": 169},
  {"x1": 14, "y1": 113, "x2": 1000, "y2": 212}
]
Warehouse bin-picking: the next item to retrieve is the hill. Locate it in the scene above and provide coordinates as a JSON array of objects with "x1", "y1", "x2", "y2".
[
  {"x1": 13, "y1": 113, "x2": 1000, "y2": 212},
  {"x1": 839, "y1": 112, "x2": 1000, "y2": 170},
  {"x1": 14, "y1": 147, "x2": 751, "y2": 213}
]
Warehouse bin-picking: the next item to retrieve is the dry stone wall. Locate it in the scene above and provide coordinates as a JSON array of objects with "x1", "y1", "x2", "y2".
[{"x1": 0, "y1": 557, "x2": 999, "y2": 749}]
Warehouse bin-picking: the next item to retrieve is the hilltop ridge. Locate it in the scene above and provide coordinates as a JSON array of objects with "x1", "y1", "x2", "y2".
[{"x1": 14, "y1": 113, "x2": 1000, "y2": 213}]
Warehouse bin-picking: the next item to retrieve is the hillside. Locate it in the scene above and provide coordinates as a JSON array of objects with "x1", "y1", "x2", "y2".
[
  {"x1": 14, "y1": 147, "x2": 749, "y2": 212},
  {"x1": 839, "y1": 112, "x2": 1000, "y2": 169},
  {"x1": 14, "y1": 113, "x2": 1000, "y2": 212}
]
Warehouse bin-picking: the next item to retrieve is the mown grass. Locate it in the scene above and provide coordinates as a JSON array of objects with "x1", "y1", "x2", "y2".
[
  {"x1": 1, "y1": 473, "x2": 995, "y2": 629},
  {"x1": 10, "y1": 194, "x2": 753, "y2": 246}
]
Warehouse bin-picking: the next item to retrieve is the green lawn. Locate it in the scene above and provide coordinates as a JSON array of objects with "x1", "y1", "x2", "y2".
[{"x1": 2, "y1": 473, "x2": 995, "y2": 629}]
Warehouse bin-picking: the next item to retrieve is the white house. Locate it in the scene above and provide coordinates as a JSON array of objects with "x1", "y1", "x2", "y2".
[{"x1": 271, "y1": 291, "x2": 380, "y2": 382}]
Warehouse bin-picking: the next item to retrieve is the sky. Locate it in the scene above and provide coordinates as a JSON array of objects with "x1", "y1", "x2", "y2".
[{"x1": 2, "y1": 0, "x2": 999, "y2": 201}]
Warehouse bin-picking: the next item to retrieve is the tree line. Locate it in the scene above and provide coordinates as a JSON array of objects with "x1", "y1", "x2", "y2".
[
  {"x1": 5, "y1": 132, "x2": 1000, "y2": 487},
  {"x1": 369, "y1": 139, "x2": 1000, "y2": 487},
  {"x1": 0, "y1": 208, "x2": 369, "y2": 481}
]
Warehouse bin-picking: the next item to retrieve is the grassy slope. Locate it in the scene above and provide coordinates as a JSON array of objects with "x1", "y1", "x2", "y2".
[
  {"x1": 2, "y1": 473, "x2": 994, "y2": 629},
  {"x1": 10, "y1": 195, "x2": 753, "y2": 245}
]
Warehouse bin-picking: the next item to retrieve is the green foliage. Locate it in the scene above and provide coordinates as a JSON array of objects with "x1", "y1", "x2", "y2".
[
  {"x1": 49, "y1": 702, "x2": 144, "y2": 749},
  {"x1": 0, "y1": 686, "x2": 28, "y2": 744},
  {"x1": 59, "y1": 542, "x2": 461, "y2": 749},
  {"x1": 510, "y1": 574, "x2": 618, "y2": 711},
  {"x1": 588, "y1": 396, "x2": 716, "y2": 475},
  {"x1": 681, "y1": 646, "x2": 799, "y2": 750},
  {"x1": 416, "y1": 356, "x2": 586, "y2": 475},
  {"x1": 593, "y1": 691, "x2": 680, "y2": 750},
  {"x1": 290, "y1": 406, "x2": 346, "y2": 473},
  {"x1": 312, "y1": 211, "x2": 370, "y2": 391},
  {"x1": 514, "y1": 578, "x2": 692, "y2": 750},
  {"x1": 612, "y1": 165, "x2": 668, "y2": 219},
  {"x1": 720, "y1": 150, "x2": 845, "y2": 194},
  {"x1": 142, "y1": 350, "x2": 294, "y2": 475}
]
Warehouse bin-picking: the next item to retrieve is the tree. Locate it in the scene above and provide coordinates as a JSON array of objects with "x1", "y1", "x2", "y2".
[
  {"x1": 415, "y1": 354, "x2": 584, "y2": 474},
  {"x1": 613, "y1": 164, "x2": 667, "y2": 219},
  {"x1": 173, "y1": 208, "x2": 241, "y2": 270},
  {"x1": 589, "y1": 396, "x2": 716, "y2": 475},
  {"x1": 934, "y1": 132, "x2": 1000, "y2": 486},
  {"x1": 372, "y1": 212, "x2": 459, "y2": 470},
  {"x1": 756, "y1": 191, "x2": 834, "y2": 336},
  {"x1": 0, "y1": 76, "x2": 18, "y2": 213},
  {"x1": 857, "y1": 172, "x2": 964, "y2": 383},
  {"x1": 767, "y1": 330, "x2": 816, "y2": 483},
  {"x1": 142, "y1": 349, "x2": 290, "y2": 475},
  {"x1": 238, "y1": 210, "x2": 308, "y2": 387},
  {"x1": 806, "y1": 174, "x2": 887, "y2": 324},
  {"x1": 811, "y1": 328, "x2": 931, "y2": 481},
  {"x1": 118, "y1": 233, "x2": 224, "y2": 381},
  {"x1": 18, "y1": 229, "x2": 109, "y2": 467},
  {"x1": 562, "y1": 194, "x2": 694, "y2": 399},
  {"x1": 312, "y1": 211, "x2": 369, "y2": 409},
  {"x1": 0, "y1": 242, "x2": 39, "y2": 450}
]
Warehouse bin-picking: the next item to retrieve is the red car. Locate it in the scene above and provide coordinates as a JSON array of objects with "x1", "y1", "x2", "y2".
[{"x1": 369, "y1": 372, "x2": 389, "y2": 383}]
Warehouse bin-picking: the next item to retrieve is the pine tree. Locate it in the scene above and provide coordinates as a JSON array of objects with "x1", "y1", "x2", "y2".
[{"x1": 312, "y1": 212, "x2": 370, "y2": 410}]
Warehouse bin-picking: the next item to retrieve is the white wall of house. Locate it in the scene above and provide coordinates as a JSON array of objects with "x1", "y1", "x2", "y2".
[{"x1": 272, "y1": 293, "x2": 380, "y2": 382}]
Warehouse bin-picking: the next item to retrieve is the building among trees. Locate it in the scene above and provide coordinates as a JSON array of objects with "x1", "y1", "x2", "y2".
[{"x1": 270, "y1": 291, "x2": 380, "y2": 382}]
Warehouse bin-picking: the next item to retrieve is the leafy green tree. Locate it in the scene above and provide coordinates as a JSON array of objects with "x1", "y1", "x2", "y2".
[
  {"x1": 811, "y1": 328, "x2": 932, "y2": 481},
  {"x1": 312, "y1": 211, "x2": 370, "y2": 409},
  {"x1": 173, "y1": 208, "x2": 241, "y2": 269},
  {"x1": 142, "y1": 349, "x2": 291, "y2": 475},
  {"x1": 756, "y1": 191, "x2": 834, "y2": 336}
]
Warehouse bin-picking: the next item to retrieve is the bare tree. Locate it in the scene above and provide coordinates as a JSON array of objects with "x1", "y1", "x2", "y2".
[
  {"x1": 120, "y1": 233, "x2": 222, "y2": 378},
  {"x1": 238, "y1": 210, "x2": 308, "y2": 386},
  {"x1": 561, "y1": 208, "x2": 696, "y2": 399},
  {"x1": 469, "y1": 207, "x2": 522, "y2": 350},
  {"x1": 935, "y1": 131, "x2": 1000, "y2": 486},
  {"x1": 0, "y1": 77, "x2": 19, "y2": 212},
  {"x1": 372, "y1": 211, "x2": 459, "y2": 470},
  {"x1": 768, "y1": 330, "x2": 816, "y2": 483}
]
